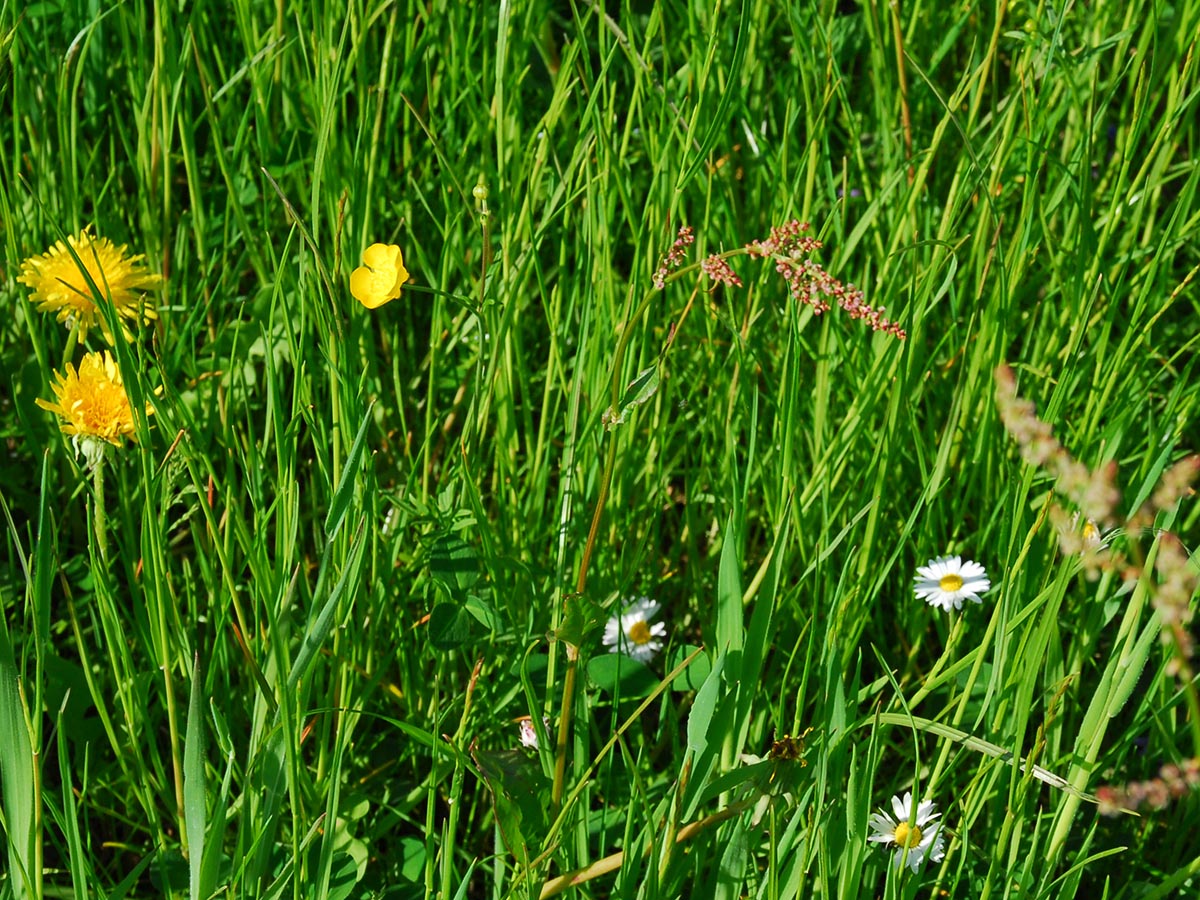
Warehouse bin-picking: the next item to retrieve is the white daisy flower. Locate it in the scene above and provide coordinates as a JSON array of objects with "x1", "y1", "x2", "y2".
[
  {"x1": 868, "y1": 791, "x2": 946, "y2": 872},
  {"x1": 913, "y1": 555, "x2": 991, "y2": 611},
  {"x1": 602, "y1": 597, "x2": 667, "y2": 663}
]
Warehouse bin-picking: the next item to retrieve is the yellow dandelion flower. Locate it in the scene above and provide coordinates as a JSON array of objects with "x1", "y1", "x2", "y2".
[
  {"x1": 18, "y1": 228, "x2": 161, "y2": 340},
  {"x1": 349, "y1": 243, "x2": 409, "y2": 309},
  {"x1": 36, "y1": 351, "x2": 151, "y2": 452}
]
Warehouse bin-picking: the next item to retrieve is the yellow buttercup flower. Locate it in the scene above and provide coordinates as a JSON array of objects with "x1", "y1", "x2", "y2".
[
  {"x1": 37, "y1": 351, "x2": 150, "y2": 456},
  {"x1": 18, "y1": 228, "x2": 161, "y2": 340},
  {"x1": 349, "y1": 243, "x2": 409, "y2": 309}
]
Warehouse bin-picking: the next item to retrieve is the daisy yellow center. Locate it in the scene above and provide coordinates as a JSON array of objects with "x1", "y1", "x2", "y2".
[
  {"x1": 1082, "y1": 522, "x2": 1100, "y2": 541},
  {"x1": 939, "y1": 573, "x2": 964, "y2": 592},
  {"x1": 894, "y1": 822, "x2": 922, "y2": 848},
  {"x1": 628, "y1": 620, "x2": 653, "y2": 645}
]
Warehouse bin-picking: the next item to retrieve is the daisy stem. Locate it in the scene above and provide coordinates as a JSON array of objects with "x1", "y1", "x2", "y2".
[{"x1": 908, "y1": 615, "x2": 964, "y2": 711}]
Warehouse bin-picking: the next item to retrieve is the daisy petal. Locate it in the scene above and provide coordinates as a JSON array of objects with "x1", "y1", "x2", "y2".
[
  {"x1": 913, "y1": 554, "x2": 992, "y2": 611},
  {"x1": 603, "y1": 596, "x2": 667, "y2": 663}
]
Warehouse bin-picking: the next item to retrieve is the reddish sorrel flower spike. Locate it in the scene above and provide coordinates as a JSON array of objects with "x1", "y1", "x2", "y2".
[
  {"x1": 701, "y1": 253, "x2": 742, "y2": 288},
  {"x1": 747, "y1": 220, "x2": 905, "y2": 339},
  {"x1": 1096, "y1": 757, "x2": 1200, "y2": 816},
  {"x1": 653, "y1": 225, "x2": 695, "y2": 289}
]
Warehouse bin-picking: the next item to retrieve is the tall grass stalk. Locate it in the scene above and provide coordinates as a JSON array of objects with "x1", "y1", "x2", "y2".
[{"x1": 1, "y1": 1, "x2": 1198, "y2": 898}]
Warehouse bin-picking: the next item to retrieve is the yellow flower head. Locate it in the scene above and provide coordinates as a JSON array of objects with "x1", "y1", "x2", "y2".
[
  {"x1": 18, "y1": 228, "x2": 161, "y2": 340},
  {"x1": 349, "y1": 243, "x2": 409, "y2": 309},
  {"x1": 36, "y1": 351, "x2": 150, "y2": 450}
]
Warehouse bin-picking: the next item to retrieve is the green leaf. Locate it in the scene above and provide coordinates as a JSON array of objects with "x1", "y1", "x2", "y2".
[
  {"x1": 553, "y1": 592, "x2": 605, "y2": 648},
  {"x1": 0, "y1": 581, "x2": 35, "y2": 900},
  {"x1": 260, "y1": 166, "x2": 341, "y2": 335},
  {"x1": 288, "y1": 518, "x2": 367, "y2": 691},
  {"x1": 107, "y1": 853, "x2": 156, "y2": 900},
  {"x1": 324, "y1": 402, "x2": 375, "y2": 538},
  {"x1": 199, "y1": 729, "x2": 235, "y2": 900},
  {"x1": 1109, "y1": 616, "x2": 1160, "y2": 718},
  {"x1": 429, "y1": 603, "x2": 478, "y2": 649},
  {"x1": 464, "y1": 594, "x2": 501, "y2": 632},
  {"x1": 713, "y1": 815, "x2": 751, "y2": 900},
  {"x1": 470, "y1": 746, "x2": 551, "y2": 869},
  {"x1": 687, "y1": 651, "x2": 726, "y2": 755},
  {"x1": 603, "y1": 364, "x2": 661, "y2": 429},
  {"x1": 716, "y1": 513, "x2": 745, "y2": 660},
  {"x1": 183, "y1": 656, "x2": 206, "y2": 900},
  {"x1": 398, "y1": 837, "x2": 427, "y2": 882},
  {"x1": 868, "y1": 712, "x2": 1099, "y2": 801},
  {"x1": 56, "y1": 707, "x2": 89, "y2": 900},
  {"x1": 670, "y1": 645, "x2": 712, "y2": 691},
  {"x1": 324, "y1": 853, "x2": 361, "y2": 900},
  {"x1": 427, "y1": 533, "x2": 481, "y2": 598},
  {"x1": 620, "y1": 364, "x2": 661, "y2": 409},
  {"x1": 676, "y1": 0, "x2": 750, "y2": 190},
  {"x1": 586, "y1": 653, "x2": 660, "y2": 697}
]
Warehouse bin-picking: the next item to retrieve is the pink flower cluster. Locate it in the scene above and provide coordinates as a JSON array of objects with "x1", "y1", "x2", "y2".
[
  {"x1": 995, "y1": 365, "x2": 1200, "y2": 675},
  {"x1": 994, "y1": 365, "x2": 1122, "y2": 527},
  {"x1": 744, "y1": 219, "x2": 822, "y2": 258},
  {"x1": 1152, "y1": 455, "x2": 1200, "y2": 514},
  {"x1": 650, "y1": 220, "x2": 906, "y2": 338},
  {"x1": 1153, "y1": 533, "x2": 1198, "y2": 676},
  {"x1": 1097, "y1": 757, "x2": 1200, "y2": 816},
  {"x1": 653, "y1": 226, "x2": 695, "y2": 289},
  {"x1": 701, "y1": 254, "x2": 742, "y2": 287},
  {"x1": 746, "y1": 220, "x2": 906, "y2": 338}
]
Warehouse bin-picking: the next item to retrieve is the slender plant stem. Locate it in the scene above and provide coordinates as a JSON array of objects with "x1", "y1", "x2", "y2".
[
  {"x1": 91, "y1": 449, "x2": 108, "y2": 564},
  {"x1": 539, "y1": 800, "x2": 750, "y2": 899},
  {"x1": 551, "y1": 244, "x2": 765, "y2": 808},
  {"x1": 158, "y1": 575, "x2": 185, "y2": 854}
]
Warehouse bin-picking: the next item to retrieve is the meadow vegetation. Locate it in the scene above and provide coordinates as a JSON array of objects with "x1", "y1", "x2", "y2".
[{"x1": 1, "y1": 1, "x2": 1199, "y2": 898}]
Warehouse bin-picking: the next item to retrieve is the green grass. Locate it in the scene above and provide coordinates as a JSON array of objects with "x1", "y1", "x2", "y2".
[{"x1": 2, "y1": 0, "x2": 1199, "y2": 897}]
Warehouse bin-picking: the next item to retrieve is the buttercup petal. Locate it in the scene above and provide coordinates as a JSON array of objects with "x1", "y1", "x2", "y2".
[
  {"x1": 362, "y1": 242, "x2": 400, "y2": 270},
  {"x1": 351, "y1": 243, "x2": 410, "y2": 309}
]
